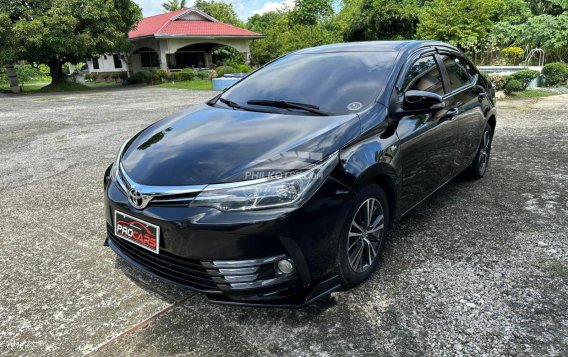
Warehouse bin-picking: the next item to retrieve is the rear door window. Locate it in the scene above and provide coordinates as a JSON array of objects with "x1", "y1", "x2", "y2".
[{"x1": 442, "y1": 56, "x2": 472, "y2": 91}]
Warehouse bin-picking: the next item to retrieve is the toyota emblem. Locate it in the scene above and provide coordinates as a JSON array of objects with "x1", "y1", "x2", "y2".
[{"x1": 128, "y1": 188, "x2": 151, "y2": 209}]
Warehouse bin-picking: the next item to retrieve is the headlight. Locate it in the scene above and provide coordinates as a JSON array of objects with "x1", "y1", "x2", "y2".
[
  {"x1": 109, "y1": 138, "x2": 132, "y2": 180},
  {"x1": 191, "y1": 153, "x2": 339, "y2": 211}
]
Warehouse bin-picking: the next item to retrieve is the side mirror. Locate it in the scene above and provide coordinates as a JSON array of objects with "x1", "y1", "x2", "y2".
[{"x1": 402, "y1": 90, "x2": 444, "y2": 112}]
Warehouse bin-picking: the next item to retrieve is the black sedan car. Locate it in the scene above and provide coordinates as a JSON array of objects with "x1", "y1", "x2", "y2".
[{"x1": 104, "y1": 41, "x2": 496, "y2": 307}]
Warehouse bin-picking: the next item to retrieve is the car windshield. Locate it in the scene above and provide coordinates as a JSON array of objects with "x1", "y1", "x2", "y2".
[{"x1": 219, "y1": 51, "x2": 398, "y2": 116}]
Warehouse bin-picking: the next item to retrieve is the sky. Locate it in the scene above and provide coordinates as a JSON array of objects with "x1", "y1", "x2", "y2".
[{"x1": 132, "y1": 0, "x2": 295, "y2": 21}]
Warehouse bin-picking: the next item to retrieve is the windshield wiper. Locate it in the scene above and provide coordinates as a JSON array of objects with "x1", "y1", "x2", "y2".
[
  {"x1": 246, "y1": 100, "x2": 330, "y2": 116},
  {"x1": 218, "y1": 97, "x2": 275, "y2": 114},
  {"x1": 219, "y1": 97, "x2": 247, "y2": 110}
]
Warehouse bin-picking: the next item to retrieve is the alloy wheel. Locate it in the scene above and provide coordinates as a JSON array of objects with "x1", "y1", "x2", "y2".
[
  {"x1": 478, "y1": 129, "x2": 492, "y2": 174},
  {"x1": 347, "y1": 198, "x2": 384, "y2": 273}
]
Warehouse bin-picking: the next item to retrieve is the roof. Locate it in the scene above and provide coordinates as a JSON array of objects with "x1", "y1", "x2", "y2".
[
  {"x1": 129, "y1": 8, "x2": 263, "y2": 39},
  {"x1": 294, "y1": 41, "x2": 459, "y2": 54}
]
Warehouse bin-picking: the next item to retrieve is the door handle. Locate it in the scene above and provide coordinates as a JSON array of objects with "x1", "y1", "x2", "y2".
[{"x1": 446, "y1": 108, "x2": 459, "y2": 120}]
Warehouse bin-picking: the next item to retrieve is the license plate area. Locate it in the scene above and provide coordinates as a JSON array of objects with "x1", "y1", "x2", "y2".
[{"x1": 114, "y1": 211, "x2": 160, "y2": 254}]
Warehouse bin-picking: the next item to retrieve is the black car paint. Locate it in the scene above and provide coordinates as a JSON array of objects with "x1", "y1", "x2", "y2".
[
  {"x1": 104, "y1": 41, "x2": 496, "y2": 306},
  {"x1": 120, "y1": 105, "x2": 361, "y2": 185}
]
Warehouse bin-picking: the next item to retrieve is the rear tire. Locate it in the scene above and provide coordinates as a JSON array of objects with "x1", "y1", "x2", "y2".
[
  {"x1": 467, "y1": 124, "x2": 493, "y2": 179},
  {"x1": 335, "y1": 185, "x2": 389, "y2": 288}
]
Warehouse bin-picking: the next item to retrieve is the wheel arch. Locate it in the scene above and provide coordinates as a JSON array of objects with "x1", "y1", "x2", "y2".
[
  {"x1": 350, "y1": 163, "x2": 400, "y2": 230},
  {"x1": 487, "y1": 114, "x2": 496, "y2": 134}
]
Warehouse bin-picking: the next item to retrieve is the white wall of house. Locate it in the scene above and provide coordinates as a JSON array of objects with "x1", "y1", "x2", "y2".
[
  {"x1": 129, "y1": 38, "x2": 252, "y2": 74},
  {"x1": 87, "y1": 38, "x2": 253, "y2": 75},
  {"x1": 87, "y1": 54, "x2": 128, "y2": 73}
]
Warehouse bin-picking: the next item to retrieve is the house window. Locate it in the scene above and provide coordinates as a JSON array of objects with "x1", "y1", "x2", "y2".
[
  {"x1": 92, "y1": 56, "x2": 100, "y2": 70},
  {"x1": 113, "y1": 54, "x2": 122, "y2": 69},
  {"x1": 140, "y1": 51, "x2": 159, "y2": 68}
]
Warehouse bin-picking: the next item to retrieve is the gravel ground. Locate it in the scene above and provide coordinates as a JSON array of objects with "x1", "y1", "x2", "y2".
[{"x1": 0, "y1": 88, "x2": 567, "y2": 356}]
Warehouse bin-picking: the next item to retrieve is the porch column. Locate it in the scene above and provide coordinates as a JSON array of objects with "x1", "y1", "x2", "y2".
[
  {"x1": 205, "y1": 52, "x2": 213, "y2": 68},
  {"x1": 158, "y1": 40, "x2": 168, "y2": 71},
  {"x1": 240, "y1": 52, "x2": 251, "y2": 65}
]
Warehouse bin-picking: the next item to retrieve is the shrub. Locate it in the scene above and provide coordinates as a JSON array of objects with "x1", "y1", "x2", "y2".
[
  {"x1": 541, "y1": 62, "x2": 568, "y2": 87},
  {"x1": 508, "y1": 70, "x2": 540, "y2": 89},
  {"x1": 501, "y1": 47, "x2": 524, "y2": 65},
  {"x1": 154, "y1": 68, "x2": 169, "y2": 83},
  {"x1": 215, "y1": 66, "x2": 236, "y2": 77},
  {"x1": 196, "y1": 70, "x2": 210, "y2": 80},
  {"x1": 177, "y1": 69, "x2": 195, "y2": 81},
  {"x1": 208, "y1": 70, "x2": 218, "y2": 80},
  {"x1": 118, "y1": 71, "x2": 128, "y2": 82},
  {"x1": 504, "y1": 79, "x2": 523, "y2": 95},
  {"x1": 169, "y1": 72, "x2": 181, "y2": 82},
  {"x1": 488, "y1": 74, "x2": 508, "y2": 91},
  {"x1": 126, "y1": 70, "x2": 152, "y2": 84},
  {"x1": 101, "y1": 73, "x2": 110, "y2": 82},
  {"x1": 234, "y1": 64, "x2": 252, "y2": 73}
]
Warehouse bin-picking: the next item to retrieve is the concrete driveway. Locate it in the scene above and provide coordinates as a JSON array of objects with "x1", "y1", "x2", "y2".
[{"x1": 1, "y1": 88, "x2": 567, "y2": 356}]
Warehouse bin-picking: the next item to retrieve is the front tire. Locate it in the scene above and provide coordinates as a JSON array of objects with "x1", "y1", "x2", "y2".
[
  {"x1": 335, "y1": 185, "x2": 389, "y2": 288},
  {"x1": 467, "y1": 124, "x2": 493, "y2": 179}
]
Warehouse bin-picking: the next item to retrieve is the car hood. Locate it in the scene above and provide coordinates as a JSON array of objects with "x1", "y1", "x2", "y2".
[{"x1": 120, "y1": 104, "x2": 361, "y2": 185}]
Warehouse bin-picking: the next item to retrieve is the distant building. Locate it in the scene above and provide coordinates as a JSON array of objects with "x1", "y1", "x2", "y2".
[{"x1": 86, "y1": 8, "x2": 263, "y2": 74}]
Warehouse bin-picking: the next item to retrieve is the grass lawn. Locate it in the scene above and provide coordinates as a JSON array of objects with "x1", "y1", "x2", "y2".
[
  {"x1": 157, "y1": 80, "x2": 213, "y2": 91},
  {"x1": 507, "y1": 89, "x2": 562, "y2": 99},
  {"x1": 85, "y1": 81, "x2": 123, "y2": 88},
  {"x1": 0, "y1": 82, "x2": 51, "y2": 93},
  {"x1": 1, "y1": 80, "x2": 124, "y2": 93}
]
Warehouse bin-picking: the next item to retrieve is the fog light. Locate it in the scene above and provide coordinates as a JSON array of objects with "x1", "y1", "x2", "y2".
[{"x1": 277, "y1": 259, "x2": 294, "y2": 274}]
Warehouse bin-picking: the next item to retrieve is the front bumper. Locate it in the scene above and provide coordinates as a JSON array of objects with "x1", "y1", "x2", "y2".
[{"x1": 104, "y1": 172, "x2": 354, "y2": 306}]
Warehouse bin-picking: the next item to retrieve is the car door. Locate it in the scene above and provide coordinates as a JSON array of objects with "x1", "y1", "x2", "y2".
[
  {"x1": 438, "y1": 54, "x2": 486, "y2": 172},
  {"x1": 394, "y1": 53, "x2": 458, "y2": 214}
]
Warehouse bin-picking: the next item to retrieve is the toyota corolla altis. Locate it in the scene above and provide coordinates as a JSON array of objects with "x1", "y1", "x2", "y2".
[{"x1": 104, "y1": 41, "x2": 496, "y2": 307}]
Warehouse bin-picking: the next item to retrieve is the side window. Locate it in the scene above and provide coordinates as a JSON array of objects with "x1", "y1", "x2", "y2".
[
  {"x1": 92, "y1": 56, "x2": 100, "y2": 70},
  {"x1": 442, "y1": 56, "x2": 472, "y2": 91},
  {"x1": 402, "y1": 56, "x2": 444, "y2": 95},
  {"x1": 113, "y1": 54, "x2": 123, "y2": 69}
]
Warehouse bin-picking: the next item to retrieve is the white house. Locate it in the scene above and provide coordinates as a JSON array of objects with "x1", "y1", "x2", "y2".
[
  {"x1": 86, "y1": 8, "x2": 263, "y2": 75},
  {"x1": 86, "y1": 54, "x2": 128, "y2": 74}
]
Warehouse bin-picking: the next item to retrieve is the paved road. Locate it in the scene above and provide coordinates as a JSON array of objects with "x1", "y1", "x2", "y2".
[{"x1": 1, "y1": 88, "x2": 567, "y2": 356}]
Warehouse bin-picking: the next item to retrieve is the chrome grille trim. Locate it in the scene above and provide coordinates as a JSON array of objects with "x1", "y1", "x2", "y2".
[
  {"x1": 203, "y1": 254, "x2": 287, "y2": 269},
  {"x1": 118, "y1": 163, "x2": 207, "y2": 196},
  {"x1": 114, "y1": 164, "x2": 206, "y2": 206},
  {"x1": 202, "y1": 254, "x2": 298, "y2": 290}
]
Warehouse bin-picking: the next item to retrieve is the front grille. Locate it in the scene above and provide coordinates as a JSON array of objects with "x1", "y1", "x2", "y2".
[
  {"x1": 115, "y1": 170, "x2": 199, "y2": 207},
  {"x1": 107, "y1": 226, "x2": 220, "y2": 292},
  {"x1": 108, "y1": 225, "x2": 299, "y2": 295}
]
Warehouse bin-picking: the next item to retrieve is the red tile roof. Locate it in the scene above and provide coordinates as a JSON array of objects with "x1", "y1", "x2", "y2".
[{"x1": 128, "y1": 8, "x2": 262, "y2": 39}]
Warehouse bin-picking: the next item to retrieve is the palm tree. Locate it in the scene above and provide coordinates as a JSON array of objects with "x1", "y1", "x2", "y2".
[{"x1": 162, "y1": 0, "x2": 187, "y2": 12}]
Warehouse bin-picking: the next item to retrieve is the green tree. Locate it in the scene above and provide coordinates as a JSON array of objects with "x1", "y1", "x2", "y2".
[
  {"x1": 162, "y1": 0, "x2": 187, "y2": 12},
  {"x1": 343, "y1": 0, "x2": 419, "y2": 41},
  {"x1": 193, "y1": 0, "x2": 244, "y2": 27},
  {"x1": 417, "y1": 0, "x2": 494, "y2": 51},
  {"x1": 491, "y1": 1, "x2": 567, "y2": 62},
  {"x1": 527, "y1": 0, "x2": 565, "y2": 15},
  {"x1": 15, "y1": 64, "x2": 41, "y2": 89},
  {"x1": 1, "y1": 0, "x2": 141, "y2": 87},
  {"x1": 247, "y1": 9, "x2": 340, "y2": 65},
  {"x1": 0, "y1": 10, "x2": 20, "y2": 90},
  {"x1": 0, "y1": 12, "x2": 19, "y2": 66},
  {"x1": 292, "y1": 0, "x2": 334, "y2": 26}
]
